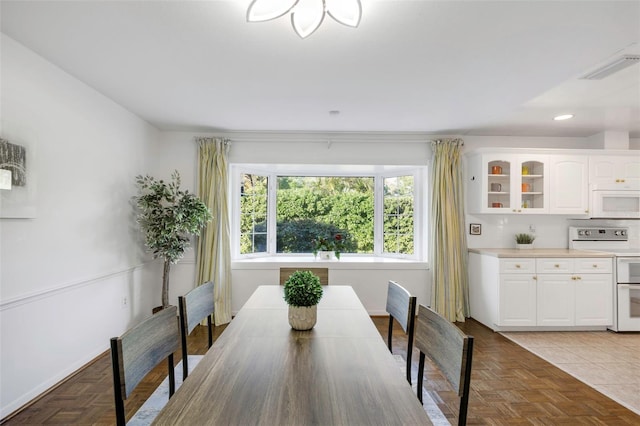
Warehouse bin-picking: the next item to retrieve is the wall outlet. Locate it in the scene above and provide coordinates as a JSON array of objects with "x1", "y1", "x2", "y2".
[
  {"x1": 529, "y1": 224, "x2": 536, "y2": 233},
  {"x1": 121, "y1": 297, "x2": 127, "y2": 308}
]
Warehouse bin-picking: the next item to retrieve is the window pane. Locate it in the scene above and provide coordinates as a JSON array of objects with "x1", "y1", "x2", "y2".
[
  {"x1": 276, "y1": 176, "x2": 374, "y2": 254},
  {"x1": 240, "y1": 174, "x2": 268, "y2": 254},
  {"x1": 383, "y1": 176, "x2": 414, "y2": 254}
]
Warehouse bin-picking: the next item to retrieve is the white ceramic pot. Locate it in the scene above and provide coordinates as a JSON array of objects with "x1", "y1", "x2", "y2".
[
  {"x1": 288, "y1": 305, "x2": 317, "y2": 330},
  {"x1": 317, "y1": 250, "x2": 334, "y2": 260},
  {"x1": 516, "y1": 243, "x2": 534, "y2": 249}
]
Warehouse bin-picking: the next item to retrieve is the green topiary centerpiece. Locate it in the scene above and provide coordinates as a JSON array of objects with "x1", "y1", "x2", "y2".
[{"x1": 283, "y1": 270, "x2": 323, "y2": 330}]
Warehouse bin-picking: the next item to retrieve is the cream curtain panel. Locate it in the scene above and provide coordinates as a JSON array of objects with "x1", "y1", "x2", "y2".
[
  {"x1": 429, "y1": 139, "x2": 470, "y2": 322},
  {"x1": 195, "y1": 137, "x2": 232, "y2": 325}
]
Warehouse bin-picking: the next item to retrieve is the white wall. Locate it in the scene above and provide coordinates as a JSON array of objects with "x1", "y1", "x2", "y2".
[{"x1": 0, "y1": 35, "x2": 160, "y2": 417}]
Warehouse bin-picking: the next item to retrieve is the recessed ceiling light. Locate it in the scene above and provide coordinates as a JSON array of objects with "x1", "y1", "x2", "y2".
[{"x1": 553, "y1": 114, "x2": 574, "y2": 121}]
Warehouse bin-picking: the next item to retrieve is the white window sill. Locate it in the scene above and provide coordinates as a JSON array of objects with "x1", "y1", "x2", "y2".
[{"x1": 232, "y1": 255, "x2": 428, "y2": 270}]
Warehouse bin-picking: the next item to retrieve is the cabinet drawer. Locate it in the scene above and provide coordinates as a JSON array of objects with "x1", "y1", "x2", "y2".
[
  {"x1": 500, "y1": 258, "x2": 535, "y2": 274},
  {"x1": 574, "y1": 258, "x2": 612, "y2": 274},
  {"x1": 537, "y1": 258, "x2": 573, "y2": 273}
]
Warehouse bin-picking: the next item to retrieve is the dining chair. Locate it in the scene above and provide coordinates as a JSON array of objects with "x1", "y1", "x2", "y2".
[
  {"x1": 178, "y1": 281, "x2": 215, "y2": 380},
  {"x1": 385, "y1": 280, "x2": 417, "y2": 384},
  {"x1": 110, "y1": 305, "x2": 180, "y2": 426},
  {"x1": 415, "y1": 304, "x2": 474, "y2": 426},
  {"x1": 279, "y1": 267, "x2": 329, "y2": 285}
]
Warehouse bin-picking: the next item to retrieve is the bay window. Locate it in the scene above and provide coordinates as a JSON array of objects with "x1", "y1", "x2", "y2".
[{"x1": 232, "y1": 165, "x2": 426, "y2": 260}]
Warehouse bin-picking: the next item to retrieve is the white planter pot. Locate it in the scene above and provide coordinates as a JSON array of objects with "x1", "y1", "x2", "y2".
[
  {"x1": 288, "y1": 305, "x2": 317, "y2": 330},
  {"x1": 516, "y1": 243, "x2": 534, "y2": 249},
  {"x1": 317, "y1": 250, "x2": 334, "y2": 260}
]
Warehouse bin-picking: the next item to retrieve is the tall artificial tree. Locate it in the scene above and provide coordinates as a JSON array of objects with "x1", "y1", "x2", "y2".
[{"x1": 135, "y1": 170, "x2": 212, "y2": 308}]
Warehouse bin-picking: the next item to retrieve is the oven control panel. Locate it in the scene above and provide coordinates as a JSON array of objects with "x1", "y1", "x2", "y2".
[{"x1": 569, "y1": 227, "x2": 628, "y2": 242}]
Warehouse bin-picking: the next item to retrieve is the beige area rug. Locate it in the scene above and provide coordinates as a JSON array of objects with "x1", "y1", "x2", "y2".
[{"x1": 500, "y1": 331, "x2": 640, "y2": 415}]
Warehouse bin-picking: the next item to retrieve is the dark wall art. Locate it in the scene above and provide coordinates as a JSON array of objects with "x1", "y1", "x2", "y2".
[{"x1": 0, "y1": 138, "x2": 27, "y2": 186}]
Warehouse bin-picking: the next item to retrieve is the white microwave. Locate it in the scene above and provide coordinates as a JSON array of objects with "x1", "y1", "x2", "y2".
[{"x1": 591, "y1": 186, "x2": 640, "y2": 218}]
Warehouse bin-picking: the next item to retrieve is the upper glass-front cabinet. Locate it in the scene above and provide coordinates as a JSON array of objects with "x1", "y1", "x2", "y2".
[
  {"x1": 519, "y1": 159, "x2": 546, "y2": 211},
  {"x1": 468, "y1": 154, "x2": 549, "y2": 214}
]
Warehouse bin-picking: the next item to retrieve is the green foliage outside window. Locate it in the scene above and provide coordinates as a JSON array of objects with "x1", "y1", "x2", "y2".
[{"x1": 239, "y1": 174, "x2": 415, "y2": 255}]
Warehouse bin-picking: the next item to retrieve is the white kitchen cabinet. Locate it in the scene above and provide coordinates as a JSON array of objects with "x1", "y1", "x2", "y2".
[
  {"x1": 497, "y1": 258, "x2": 537, "y2": 326},
  {"x1": 573, "y1": 257, "x2": 612, "y2": 327},
  {"x1": 574, "y1": 274, "x2": 613, "y2": 326},
  {"x1": 537, "y1": 274, "x2": 574, "y2": 326},
  {"x1": 590, "y1": 155, "x2": 640, "y2": 188},
  {"x1": 499, "y1": 274, "x2": 537, "y2": 326},
  {"x1": 469, "y1": 251, "x2": 613, "y2": 331},
  {"x1": 548, "y1": 155, "x2": 589, "y2": 215},
  {"x1": 467, "y1": 153, "x2": 549, "y2": 214},
  {"x1": 535, "y1": 258, "x2": 612, "y2": 327}
]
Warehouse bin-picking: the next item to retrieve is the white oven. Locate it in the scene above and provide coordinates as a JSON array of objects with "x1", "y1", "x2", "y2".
[
  {"x1": 569, "y1": 226, "x2": 640, "y2": 332},
  {"x1": 616, "y1": 257, "x2": 640, "y2": 331}
]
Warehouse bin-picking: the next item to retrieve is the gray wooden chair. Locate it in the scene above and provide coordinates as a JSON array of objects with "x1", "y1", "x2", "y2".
[
  {"x1": 279, "y1": 267, "x2": 329, "y2": 285},
  {"x1": 415, "y1": 304, "x2": 474, "y2": 426},
  {"x1": 386, "y1": 280, "x2": 417, "y2": 384},
  {"x1": 178, "y1": 281, "x2": 215, "y2": 380},
  {"x1": 110, "y1": 306, "x2": 180, "y2": 426}
]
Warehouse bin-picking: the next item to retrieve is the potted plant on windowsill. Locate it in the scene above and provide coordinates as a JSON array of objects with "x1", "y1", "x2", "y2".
[
  {"x1": 515, "y1": 233, "x2": 535, "y2": 249},
  {"x1": 312, "y1": 234, "x2": 345, "y2": 260},
  {"x1": 283, "y1": 270, "x2": 324, "y2": 330},
  {"x1": 135, "y1": 170, "x2": 212, "y2": 310}
]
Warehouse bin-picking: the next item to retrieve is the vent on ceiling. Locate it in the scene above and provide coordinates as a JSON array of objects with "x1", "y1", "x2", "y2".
[{"x1": 580, "y1": 55, "x2": 640, "y2": 80}]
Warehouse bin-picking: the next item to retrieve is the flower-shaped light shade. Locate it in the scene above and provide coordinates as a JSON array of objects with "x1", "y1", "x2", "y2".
[
  {"x1": 246, "y1": 0, "x2": 299, "y2": 22},
  {"x1": 247, "y1": 0, "x2": 362, "y2": 39},
  {"x1": 325, "y1": 0, "x2": 361, "y2": 27}
]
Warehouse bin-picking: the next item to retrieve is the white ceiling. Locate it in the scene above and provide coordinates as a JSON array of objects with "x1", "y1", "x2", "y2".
[{"x1": 1, "y1": 0, "x2": 639, "y2": 138}]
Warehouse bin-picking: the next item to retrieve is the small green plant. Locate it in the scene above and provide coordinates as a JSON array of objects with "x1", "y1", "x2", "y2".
[
  {"x1": 283, "y1": 270, "x2": 323, "y2": 307},
  {"x1": 515, "y1": 233, "x2": 535, "y2": 244},
  {"x1": 312, "y1": 234, "x2": 346, "y2": 259}
]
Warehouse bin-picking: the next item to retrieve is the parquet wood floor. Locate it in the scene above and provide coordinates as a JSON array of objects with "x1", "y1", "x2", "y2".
[{"x1": 2, "y1": 317, "x2": 639, "y2": 425}]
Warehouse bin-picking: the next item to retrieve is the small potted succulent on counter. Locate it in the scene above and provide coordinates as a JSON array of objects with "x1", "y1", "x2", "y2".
[{"x1": 515, "y1": 233, "x2": 535, "y2": 249}]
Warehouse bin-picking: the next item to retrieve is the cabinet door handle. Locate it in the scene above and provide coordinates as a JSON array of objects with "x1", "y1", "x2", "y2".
[
  {"x1": 515, "y1": 264, "x2": 521, "y2": 268},
  {"x1": 585, "y1": 210, "x2": 589, "y2": 213},
  {"x1": 554, "y1": 264, "x2": 560, "y2": 268},
  {"x1": 533, "y1": 276, "x2": 537, "y2": 280},
  {"x1": 571, "y1": 276, "x2": 576, "y2": 280},
  {"x1": 593, "y1": 264, "x2": 598, "y2": 268}
]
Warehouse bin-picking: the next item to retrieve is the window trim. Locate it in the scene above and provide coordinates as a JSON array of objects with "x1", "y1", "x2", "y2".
[{"x1": 231, "y1": 164, "x2": 427, "y2": 261}]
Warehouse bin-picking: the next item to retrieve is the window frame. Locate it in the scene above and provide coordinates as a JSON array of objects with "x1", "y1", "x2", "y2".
[{"x1": 230, "y1": 164, "x2": 427, "y2": 261}]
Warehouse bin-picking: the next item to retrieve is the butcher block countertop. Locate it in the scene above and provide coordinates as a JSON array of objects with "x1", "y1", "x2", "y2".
[{"x1": 469, "y1": 248, "x2": 614, "y2": 258}]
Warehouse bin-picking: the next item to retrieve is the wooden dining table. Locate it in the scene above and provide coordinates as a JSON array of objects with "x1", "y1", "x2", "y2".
[{"x1": 153, "y1": 285, "x2": 432, "y2": 425}]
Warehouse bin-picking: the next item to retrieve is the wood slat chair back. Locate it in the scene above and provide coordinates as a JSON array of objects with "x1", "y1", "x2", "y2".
[
  {"x1": 178, "y1": 281, "x2": 215, "y2": 380},
  {"x1": 279, "y1": 267, "x2": 329, "y2": 285},
  {"x1": 110, "y1": 305, "x2": 180, "y2": 426},
  {"x1": 385, "y1": 280, "x2": 417, "y2": 384},
  {"x1": 415, "y1": 304, "x2": 474, "y2": 426}
]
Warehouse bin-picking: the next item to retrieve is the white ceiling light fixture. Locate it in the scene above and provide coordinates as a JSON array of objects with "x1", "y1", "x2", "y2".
[
  {"x1": 553, "y1": 114, "x2": 574, "y2": 121},
  {"x1": 247, "y1": 0, "x2": 362, "y2": 39},
  {"x1": 580, "y1": 55, "x2": 640, "y2": 80}
]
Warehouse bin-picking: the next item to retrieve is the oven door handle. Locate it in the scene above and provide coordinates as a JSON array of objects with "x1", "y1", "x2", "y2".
[
  {"x1": 617, "y1": 258, "x2": 639, "y2": 263},
  {"x1": 618, "y1": 284, "x2": 640, "y2": 289}
]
